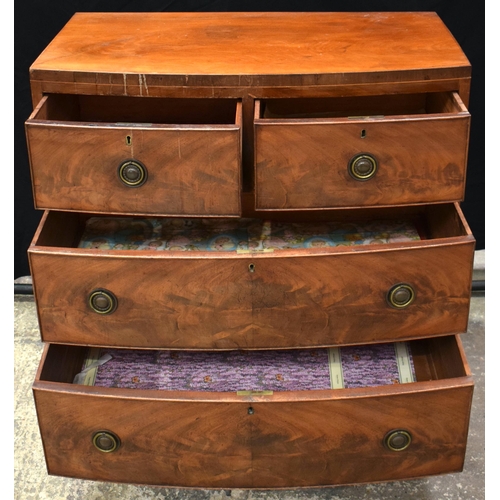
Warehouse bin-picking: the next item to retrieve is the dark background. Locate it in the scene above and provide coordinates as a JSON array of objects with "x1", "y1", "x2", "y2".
[{"x1": 14, "y1": 1, "x2": 485, "y2": 279}]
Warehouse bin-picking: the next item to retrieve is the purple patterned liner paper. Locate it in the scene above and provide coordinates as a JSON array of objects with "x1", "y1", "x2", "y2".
[
  {"x1": 338, "y1": 343, "x2": 416, "y2": 389},
  {"x1": 76, "y1": 343, "x2": 416, "y2": 393}
]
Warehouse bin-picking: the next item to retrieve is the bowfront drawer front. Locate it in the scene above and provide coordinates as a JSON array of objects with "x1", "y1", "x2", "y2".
[
  {"x1": 255, "y1": 92, "x2": 470, "y2": 210},
  {"x1": 33, "y1": 336, "x2": 473, "y2": 488},
  {"x1": 26, "y1": 95, "x2": 242, "y2": 216},
  {"x1": 29, "y1": 204, "x2": 474, "y2": 349}
]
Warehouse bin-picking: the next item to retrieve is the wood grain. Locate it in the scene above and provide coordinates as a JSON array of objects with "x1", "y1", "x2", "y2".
[
  {"x1": 26, "y1": 96, "x2": 242, "y2": 216},
  {"x1": 32, "y1": 347, "x2": 473, "y2": 488},
  {"x1": 249, "y1": 386, "x2": 473, "y2": 487},
  {"x1": 30, "y1": 253, "x2": 254, "y2": 349},
  {"x1": 29, "y1": 218, "x2": 474, "y2": 349},
  {"x1": 255, "y1": 94, "x2": 470, "y2": 209},
  {"x1": 30, "y1": 13, "x2": 470, "y2": 89},
  {"x1": 33, "y1": 390, "x2": 254, "y2": 488},
  {"x1": 29, "y1": 80, "x2": 472, "y2": 110},
  {"x1": 247, "y1": 242, "x2": 474, "y2": 347}
]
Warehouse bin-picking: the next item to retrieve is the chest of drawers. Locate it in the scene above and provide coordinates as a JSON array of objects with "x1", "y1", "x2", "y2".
[{"x1": 27, "y1": 12, "x2": 475, "y2": 488}]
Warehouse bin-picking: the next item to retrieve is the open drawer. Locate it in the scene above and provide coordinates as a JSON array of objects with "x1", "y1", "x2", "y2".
[
  {"x1": 28, "y1": 203, "x2": 474, "y2": 349},
  {"x1": 25, "y1": 94, "x2": 242, "y2": 216},
  {"x1": 33, "y1": 335, "x2": 474, "y2": 488},
  {"x1": 255, "y1": 92, "x2": 470, "y2": 210}
]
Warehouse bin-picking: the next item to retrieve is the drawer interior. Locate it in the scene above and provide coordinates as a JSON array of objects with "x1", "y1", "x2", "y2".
[
  {"x1": 31, "y1": 94, "x2": 241, "y2": 125},
  {"x1": 258, "y1": 92, "x2": 467, "y2": 120},
  {"x1": 33, "y1": 204, "x2": 470, "y2": 251},
  {"x1": 39, "y1": 336, "x2": 468, "y2": 391}
]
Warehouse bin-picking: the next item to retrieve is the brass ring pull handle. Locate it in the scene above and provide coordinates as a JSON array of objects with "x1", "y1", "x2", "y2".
[
  {"x1": 384, "y1": 429, "x2": 412, "y2": 452},
  {"x1": 387, "y1": 283, "x2": 415, "y2": 309},
  {"x1": 92, "y1": 431, "x2": 121, "y2": 453},
  {"x1": 118, "y1": 159, "x2": 147, "y2": 187},
  {"x1": 348, "y1": 153, "x2": 378, "y2": 181},
  {"x1": 89, "y1": 289, "x2": 118, "y2": 315}
]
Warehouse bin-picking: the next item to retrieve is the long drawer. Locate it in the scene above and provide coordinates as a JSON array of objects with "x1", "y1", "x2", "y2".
[
  {"x1": 33, "y1": 335, "x2": 473, "y2": 488},
  {"x1": 28, "y1": 203, "x2": 475, "y2": 349},
  {"x1": 255, "y1": 92, "x2": 470, "y2": 210},
  {"x1": 25, "y1": 94, "x2": 242, "y2": 216}
]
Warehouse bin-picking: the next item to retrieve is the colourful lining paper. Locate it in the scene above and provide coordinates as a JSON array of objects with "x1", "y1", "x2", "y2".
[{"x1": 78, "y1": 217, "x2": 421, "y2": 252}]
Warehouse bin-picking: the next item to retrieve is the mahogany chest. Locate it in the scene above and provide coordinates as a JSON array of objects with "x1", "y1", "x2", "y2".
[{"x1": 27, "y1": 12, "x2": 475, "y2": 488}]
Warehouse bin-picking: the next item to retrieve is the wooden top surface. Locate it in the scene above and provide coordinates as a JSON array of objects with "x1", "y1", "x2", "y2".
[{"x1": 30, "y1": 12, "x2": 470, "y2": 87}]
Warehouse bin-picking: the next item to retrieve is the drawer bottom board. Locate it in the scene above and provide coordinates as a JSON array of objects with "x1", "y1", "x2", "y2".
[{"x1": 33, "y1": 336, "x2": 473, "y2": 488}]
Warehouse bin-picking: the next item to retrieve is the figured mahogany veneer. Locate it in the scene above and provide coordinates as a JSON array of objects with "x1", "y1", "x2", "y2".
[
  {"x1": 33, "y1": 336, "x2": 473, "y2": 488},
  {"x1": 255, "y1": 92, "x2": 470, "y2": 209},
  {"x1": 28, "y1": 204, "x2": 474, "y2": 349},
  {"x1": 26, "y1": 95, "x2": 242, "y2": 216}
]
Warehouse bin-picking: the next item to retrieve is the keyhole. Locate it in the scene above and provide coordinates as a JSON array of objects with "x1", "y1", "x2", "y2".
[
  {"x1": 248, "y1": 407, "x2": 255, "y2": 415},
  {"x1": 361, "y1": 129, "x2": 366, "y2": 139},
  {"x1": 248, "y1": 263, "x2": 255, "y2": 273},
  {"x1": 126, "y1": 135, "x2": 132, "y2": 146}
]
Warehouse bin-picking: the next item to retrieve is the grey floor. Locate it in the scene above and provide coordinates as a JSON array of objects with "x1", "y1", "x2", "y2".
[{"x1": 14, "y1": 292, "x2": 485, "y2": 500}]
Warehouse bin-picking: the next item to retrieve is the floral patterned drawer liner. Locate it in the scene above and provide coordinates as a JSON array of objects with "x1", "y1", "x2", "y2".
[
  {"x1": 74, "y1": 342, "x2": 415, "y2": 392},
  {"x1": 78, "y1": 217, "x2": 421, "y2": 252}
]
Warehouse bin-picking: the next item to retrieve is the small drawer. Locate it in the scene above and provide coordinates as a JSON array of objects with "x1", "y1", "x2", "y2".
[
  {"x1": 33, "y1": 336, "x2": 473, "y2": 488},
  {"x1": 28, "y1": 203, "x2": 474, "y2": 349},
  {"x1": 26, "y1": 95, "x2": 242, "y2": 216},
  {"x1": 254, "y1": 92, "x2": 470, "y2": 210}
]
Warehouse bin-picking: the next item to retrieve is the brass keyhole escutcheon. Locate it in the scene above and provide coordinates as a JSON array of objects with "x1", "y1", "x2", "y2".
[
  {"x1": 387, "y1": 283, "x2": 415, "y2": 309},
  {"x1": 248, "y1": 263, "x2": 255, "y2": 273},
  {"x1": 118, "y1": 159, "x2": 147, "y2": 187},
  {"x1": 92, "y1": 431, "x2": 121, "y2": 453},
  {"x1": 89, "y1": 289, "x2": 118, "y2": 315},
  {"x1": 384, "y1": 430, "x2": 412, "y2": 452},
  {"x1": 348, "y1": 153, "x2": 378, "y2": 181}
]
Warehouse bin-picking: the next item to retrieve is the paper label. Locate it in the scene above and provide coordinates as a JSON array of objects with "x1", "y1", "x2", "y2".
[
  {"x1": 394, "y1": 342, "x2": 415, "y2": 384},
  {"x1": 328, "y1": 347, "x2": 345, "y2": 389}
]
